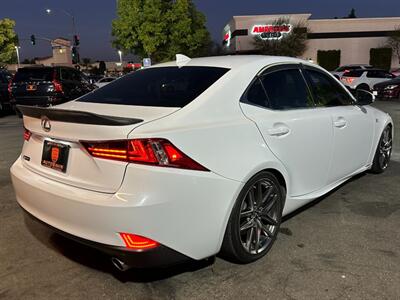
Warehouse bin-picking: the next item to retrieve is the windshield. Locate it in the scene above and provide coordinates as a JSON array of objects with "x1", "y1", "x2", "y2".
[{"x1": 78, "y1": 66, "x2": 229, "y2": 108}]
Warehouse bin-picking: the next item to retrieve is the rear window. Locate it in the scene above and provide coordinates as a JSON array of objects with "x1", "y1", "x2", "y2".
[
  {"x1": 78, "y1": 66, "x2": 229, "y2": 107},
  {"x1": 14, "y1": 68, "x2": 54, "y2": 82},
  {"x1": 343, "y1": 70, "x2": 364, "y2": 77}
]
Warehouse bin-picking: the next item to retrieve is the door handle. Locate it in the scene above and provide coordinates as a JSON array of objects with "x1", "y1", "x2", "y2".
[
  {"x1": 267, "y1": 126, "x2": 290, "y2": 136},
  {"x1": 333, "y1": 118, "x2": 347, "y2": 128}
]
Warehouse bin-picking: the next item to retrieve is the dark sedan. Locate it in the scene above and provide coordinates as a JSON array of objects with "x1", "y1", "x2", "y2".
[{"x1": 374, "y1": 77, "x2": 400, "y2": 100}]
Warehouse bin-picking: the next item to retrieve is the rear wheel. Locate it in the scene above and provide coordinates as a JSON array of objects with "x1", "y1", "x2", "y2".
[
  {"x1": 221, "y1": 171, "x2": 284, "y2": 263},
  {"x1": 370, "y1": 125, "x2": 392, "y2": 173}
]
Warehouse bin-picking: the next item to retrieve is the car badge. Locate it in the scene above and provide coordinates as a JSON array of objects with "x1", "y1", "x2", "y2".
[{"x1": 41, "y1": 116, "x2": 51, "y2": 132}]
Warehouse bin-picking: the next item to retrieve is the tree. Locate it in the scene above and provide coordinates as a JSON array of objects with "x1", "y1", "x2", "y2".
[
  {"x1": 0, "y1": 18, "x2": 18, "y2": 64},
  {"x1": 347, "y1": 8, "x2": 357, "y2": 19},
  {"x1": 112, "y1": 0, "x2": 211, "y2": 62},
  {"x1": 252, "y1": 19, "x2": 308, "y2": 57},
  {"x1": 387, "y1": 27, "x2": 400, "y2": 64}
]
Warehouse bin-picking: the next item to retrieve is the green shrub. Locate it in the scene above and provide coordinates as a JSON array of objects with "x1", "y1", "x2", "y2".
[
  {"x1": 370, "y1": 48, "x2": 392, "y2": 70},
  {"x1": 317, "y1": 50, "x2": 341, "y2": 71}
]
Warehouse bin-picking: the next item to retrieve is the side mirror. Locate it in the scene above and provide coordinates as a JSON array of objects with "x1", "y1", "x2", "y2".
[{"x1": 355, "y1": 89, "x2": 375, "y2": 105}]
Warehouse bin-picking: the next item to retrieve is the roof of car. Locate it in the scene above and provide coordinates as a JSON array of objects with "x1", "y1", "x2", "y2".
[{"x1": 155, "y1": 55, "x2": 306, "y2": 70}]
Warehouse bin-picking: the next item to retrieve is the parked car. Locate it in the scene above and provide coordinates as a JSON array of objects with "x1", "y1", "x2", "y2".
[
  {"x1": 11, "y1": 56, "x2": 393, "y2": 270},
  {"x1": 391, "y1": 68, "x2": 400, "y2": 77},
  {"x1": 340, "y1": 69, "x2": 396, "y2": 91},
  {"x1": 0, "y1": 69, "x2": 12, "y2": 114},
  {"x1": 95, "y1": 77, "x2": 116, "y2": 88},
  {"x1": 9, "y1": 66, "x2": 96, "y2": 115},
  {"x1": 373, "y1": 77, "x2": 400, "y2": 100},
  {"x1": 331, "y1": 64, "x2": 373, "y2": 79}
]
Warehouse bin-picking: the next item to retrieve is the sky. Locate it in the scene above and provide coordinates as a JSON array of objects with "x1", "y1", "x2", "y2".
[{"x1": 1, "y1": 0, "x2": 400, "y2": 61}]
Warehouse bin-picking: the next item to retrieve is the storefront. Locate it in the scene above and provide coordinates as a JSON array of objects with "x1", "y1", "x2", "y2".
[{"x1": 222, "y1": 14, "x2": 400, "y2": 69}]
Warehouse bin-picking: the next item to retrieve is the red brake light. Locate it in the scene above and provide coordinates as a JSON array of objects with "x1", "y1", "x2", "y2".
[
  {"x1": 119, "y1": 233, "x2": 159, "y2": 250},
  {"x1": 343, "y1": 77, "x2": 355, "y2": 84},
  {"x1": 8, "y1": 79, "x2": 13, "y2": 95},
  {"x1": 52, "y1": 80, "x2": 63, "y2": 93},
  {"x1": 81, "y1": 138, "x2": 209, "y2": 171},
  {"x1": 24, "y1": 128, "x2": 31, "y2": 141}
]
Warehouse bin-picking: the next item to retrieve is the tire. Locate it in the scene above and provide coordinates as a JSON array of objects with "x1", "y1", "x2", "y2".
[
  {"x1": 370, "y1": 125, "x2": 393, "y2": 174},
  {"x1": 221, "y1": 171, "x2": 284, "y2": 264},
  {"x1": 356, "y1": 84, "x2": 370, "y2": 92}
]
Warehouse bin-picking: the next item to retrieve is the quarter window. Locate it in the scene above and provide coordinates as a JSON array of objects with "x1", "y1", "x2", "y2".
[
  {"x1": 243, "y1": 78, "x2": 269, "y2": 108},
  {"x1": 260, "y1": 69, "x2": 313, "y2": 110},
  {"x1": 306, "y1": 69, "x2": 353, "y2": 106}
]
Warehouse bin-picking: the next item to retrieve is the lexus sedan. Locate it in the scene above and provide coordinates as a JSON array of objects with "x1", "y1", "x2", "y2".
[{"x1": 11, "y1": 55, "x2": 393, "y2": 270}]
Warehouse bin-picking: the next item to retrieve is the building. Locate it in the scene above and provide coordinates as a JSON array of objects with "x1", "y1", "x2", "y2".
[
  {"x1": 223, "y1": 14, "x2": 400, "y2": 69},
  {"x1": 35, "y1": 38, "x2": 73, "y2": 66}
]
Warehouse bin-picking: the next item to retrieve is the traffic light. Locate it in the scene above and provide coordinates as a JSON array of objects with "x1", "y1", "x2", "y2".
[
  {"x1": 71, "y1": 46, "x2": 80, "y2": 64},
  {"x1": 73, "y1": 35, "x2": 80, "y2": 46},
  {"x1": 30, "y1": 35, "x2": 36, "y2": 45}
]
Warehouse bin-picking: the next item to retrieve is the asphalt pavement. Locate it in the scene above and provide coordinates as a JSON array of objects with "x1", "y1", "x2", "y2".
[{"x1": 0, "y1": 101, "x2": 399, "y2": 299}]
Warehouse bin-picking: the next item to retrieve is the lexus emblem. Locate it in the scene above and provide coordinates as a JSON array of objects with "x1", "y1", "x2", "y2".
[{"x1": 41, "y1": 116, "x2": 51, "y2": 132}]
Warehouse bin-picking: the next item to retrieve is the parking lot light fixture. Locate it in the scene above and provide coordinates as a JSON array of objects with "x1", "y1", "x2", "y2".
[{"x1": 118, "y1": 50, "x2": 123, "y2": 64}]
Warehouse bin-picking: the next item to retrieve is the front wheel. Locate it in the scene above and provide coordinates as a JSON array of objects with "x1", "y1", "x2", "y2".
[
  {"x1": 370, "y1": 125, "x2": 393, "y2": 173},
  {"x1": 221, "y1": 171, "x2": 284, "y2": 263}
]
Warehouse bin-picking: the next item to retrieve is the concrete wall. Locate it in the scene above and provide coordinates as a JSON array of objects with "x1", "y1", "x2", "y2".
[{"x1": 224, "y1": 14, "x2": 400, "y2": 69}]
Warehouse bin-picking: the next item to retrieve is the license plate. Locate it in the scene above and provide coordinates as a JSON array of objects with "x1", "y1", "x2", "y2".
[
  {"x1": 26, "y1": 84, "x2": 37, "y2": 91},
  {"x1": 41, "y1": 140, "x2": 70, "y2": 173}
]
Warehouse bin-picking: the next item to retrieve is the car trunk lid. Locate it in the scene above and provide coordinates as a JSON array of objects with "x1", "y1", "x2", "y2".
[{"x1": 19, "y1": 102, "x2": 180, "y2": 193}]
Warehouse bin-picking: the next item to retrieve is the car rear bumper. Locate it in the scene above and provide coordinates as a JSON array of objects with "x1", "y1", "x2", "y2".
[
  {"x1": 22, "y1": 206, "x2": 190, "y2": 268},
  {"x1": 10, "y1": 157, "x2": 241, "y2": 262}
]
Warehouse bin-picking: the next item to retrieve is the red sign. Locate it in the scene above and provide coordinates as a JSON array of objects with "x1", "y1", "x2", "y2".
[{"x1": 251, "y1": 24, "x2": 292, "y2": 40}]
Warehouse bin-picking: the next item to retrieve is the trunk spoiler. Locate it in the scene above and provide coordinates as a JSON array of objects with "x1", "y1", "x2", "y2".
[{"x1": 17, "y1": 105, "x2": 143, "y2": 126}]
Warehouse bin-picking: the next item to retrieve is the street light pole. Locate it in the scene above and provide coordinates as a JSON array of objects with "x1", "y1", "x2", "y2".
[
  {"x1": 45, "y1": 8, "x2": 76, "y2": 36},
  {"x1": 15, "y1": 46, "x2": 20, "y2": 69},
  {"x1": 118, "y1": 50, "x2": 123, "y2": 64}
]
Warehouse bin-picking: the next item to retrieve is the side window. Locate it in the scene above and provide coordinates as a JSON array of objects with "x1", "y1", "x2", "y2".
[
  {"x1": 260, "y1": 69, "x2": 313, "y2": 110},
  {"x1": 61, "y1": 68, "x2": 73, "y2": 80},
  {"x1": 243, "y1": 78, "x2": 269, "y2": 108},
  {"x1": 72, "y1": 70, "x2": 83, "y2": 81},
  {"x1": 306, "y1": 69, "x2": 353, "y2": 107}
]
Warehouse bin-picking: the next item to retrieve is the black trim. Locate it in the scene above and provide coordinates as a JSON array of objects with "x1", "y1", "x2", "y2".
[
  {"x1": 17, "y1": 105, "x2": 143, "y2": 126},
  {"x1": 227, "y1": 28, "x2": 396, "y2": 41},
  {"x1": 22, "y1": 207, "x2": 191, "y2": 268},
  {"x1": 231, "y1": 29, "x2": 248, "y2": 38},
  {"x1": 307, "y1": 30, "x2": 398, "y2": 39}
]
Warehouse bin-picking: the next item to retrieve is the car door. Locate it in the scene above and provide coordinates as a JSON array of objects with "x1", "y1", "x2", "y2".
[
  {"x1": 304, "y1": 66, "x2": 375, "y2": 183},
  {"x1": 240, "y1": 64, "x2": 334, "y2": 197}
]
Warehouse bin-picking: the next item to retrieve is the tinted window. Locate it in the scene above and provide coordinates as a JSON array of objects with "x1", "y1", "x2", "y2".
[
  {"x1": 343, "y1": 70, "x2": 364, "y2": 77},
  {"x1": 14, "y1": 68, "x2": 53, "y2": 82},
  {"x1": 367, "y1": 70, "x2": 394, "y2": 79},
  {"x1": 243, "y1": 78, "x2": 268, "y2": 107},
  {"x1": 306, "y1": 69, "x2": 353, "y2": 106},
  {"x1": 61, "y1": 68, "x2": 75, "y2": 80},
  {"x1": 260, "y1": 69, "x2": 313, "y2": 110},
  {"x1": 78, "y1": 67, "x2": 229, "y2": 107}
]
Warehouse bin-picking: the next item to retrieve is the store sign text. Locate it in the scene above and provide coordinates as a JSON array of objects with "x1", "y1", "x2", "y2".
[{"x1": 251, "y1": 24, "x2": 292, "y2": 40}]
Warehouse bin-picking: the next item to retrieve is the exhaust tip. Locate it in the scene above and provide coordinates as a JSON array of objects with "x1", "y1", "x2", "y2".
[{"x1": 111, "y1": 257, "x2": 130, "y2": 272}]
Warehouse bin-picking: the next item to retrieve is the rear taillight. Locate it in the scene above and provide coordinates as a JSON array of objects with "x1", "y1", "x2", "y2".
[
  {"x1": 52, "y1": 80, "x2": 63, "y2": 93},
  {"x1": 8, "y1": 79, "x2": 13, "y2": 96},
  {"x1": 343, "y1": 77, "x2": 355, "y2": 84},
  {"x1": 24, "y1": 128, "x2": 31, "y2": 141},
  {"x1": 119, "y1": 233, "x2": 159, "y2": 250},
  {"x1": 81, "y1": 138, "x2": 209, "y2": 171}
]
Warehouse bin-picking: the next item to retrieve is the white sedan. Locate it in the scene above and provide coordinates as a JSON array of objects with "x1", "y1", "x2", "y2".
[{"x1": 11, "y1": 55, "x2": 393, "y2": 270}]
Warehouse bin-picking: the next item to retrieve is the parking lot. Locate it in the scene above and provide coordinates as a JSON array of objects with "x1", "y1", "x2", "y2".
[{"x1": 0, "y1": 101, "x2": 399, "y2": 300}]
